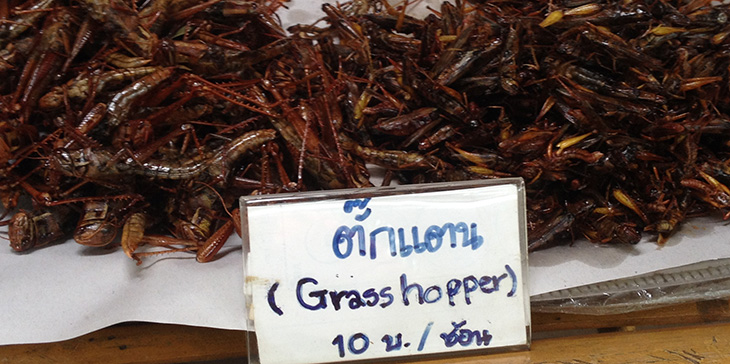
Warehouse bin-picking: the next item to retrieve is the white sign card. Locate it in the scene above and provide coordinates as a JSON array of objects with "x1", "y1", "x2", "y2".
[{"x1": 241, "y1": 179, "x2": 530, "y2": 364}]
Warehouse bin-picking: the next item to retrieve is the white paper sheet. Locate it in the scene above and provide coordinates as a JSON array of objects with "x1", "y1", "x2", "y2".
[
  {"x1": 245, "y1": 182, "x2": 528, "y2": 363},
  {"x1": 529, "y1": 216, "x2": 730, "y2": 296},
  {"x1": 3, "y1": 215, "x2": 730, "y2": 345},
  {"x1": 2, "y1": 0, "x2": 730, "y2": 347},
  {"x1": 0, "y1": 229, "x2": 246, "y2": 345}
]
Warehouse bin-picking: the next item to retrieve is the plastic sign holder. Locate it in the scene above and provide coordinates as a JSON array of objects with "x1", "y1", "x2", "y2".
[{"x1": 241, "y1": 179, "x2": 530, "y2": 364}]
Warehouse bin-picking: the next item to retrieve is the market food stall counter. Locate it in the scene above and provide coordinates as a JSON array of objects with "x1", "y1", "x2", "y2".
[{"x1": 3, "y1": 298, "x2": 730, "y2": 363}]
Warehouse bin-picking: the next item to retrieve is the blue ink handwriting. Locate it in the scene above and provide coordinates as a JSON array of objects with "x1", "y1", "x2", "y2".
[
  {"x1": 343, "y1": 198, "x2": 371, "y2": 221},
  {"x1": 439, "y1": 320, "x2": 493, "y2": 348},
  {"x1": 333, "y1": 198, "x2": 484, "y2": 260},
  {"x1": 290, "y1": 265, "x2": 517, "y2": 313}
]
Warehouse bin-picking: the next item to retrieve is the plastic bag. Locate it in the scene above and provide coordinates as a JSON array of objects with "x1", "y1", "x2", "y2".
[{"x1": 530, "y1": 258, "x2": 730, "y2": 315}]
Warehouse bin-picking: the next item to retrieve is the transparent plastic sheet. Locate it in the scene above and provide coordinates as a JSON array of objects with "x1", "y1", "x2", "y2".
[{"x1": 530, "y1": 258, "x2": 730, "y2": 315}]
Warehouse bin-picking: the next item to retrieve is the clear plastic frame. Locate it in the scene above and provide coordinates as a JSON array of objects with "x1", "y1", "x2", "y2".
[{"x1": 240, "y1": 179, "x2": 531, "y2": 364}]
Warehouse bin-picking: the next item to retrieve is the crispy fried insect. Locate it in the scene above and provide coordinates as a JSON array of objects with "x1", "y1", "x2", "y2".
[
  {"x1": 9, "y1": 206, "x2": 76, "y2": 252},
  {"x1": 6, "y1": 0, "x2": 730, "y2": 264}
]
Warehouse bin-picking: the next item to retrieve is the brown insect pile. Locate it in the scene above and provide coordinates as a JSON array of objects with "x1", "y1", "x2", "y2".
[{"x1": 2, "y1": 0, "x2": 730, "y2": 263}]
